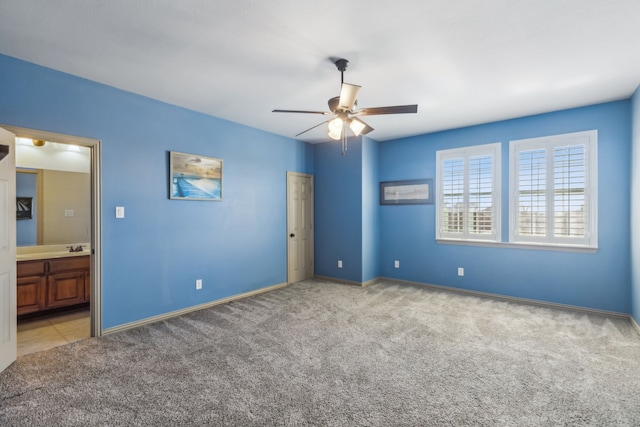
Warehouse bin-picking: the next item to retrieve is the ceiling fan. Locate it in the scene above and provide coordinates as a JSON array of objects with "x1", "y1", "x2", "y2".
[{"x1": 273, "y1": 58, "x2": 418, "y2": 155}]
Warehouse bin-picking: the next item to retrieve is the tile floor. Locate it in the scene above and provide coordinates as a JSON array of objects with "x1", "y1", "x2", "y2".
[{"x1": 17, "y1": 309, "x2": 90, "y2": 357}]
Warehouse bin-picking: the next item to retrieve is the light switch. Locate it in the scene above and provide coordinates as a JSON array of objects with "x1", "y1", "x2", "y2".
[
  {"x1": 116, "y1": 206, "x2": 125, "y2": 218},
  {"x1": 64, "y1": 209, "x2": 75, "y2": 217}
]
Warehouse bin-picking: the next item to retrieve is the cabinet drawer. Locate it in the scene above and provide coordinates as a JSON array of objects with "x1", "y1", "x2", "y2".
[
  {"x1": 17, "y1": 260, "x2": 46, "y2": 277},
  {"x1": 48, "y1": 256, "x2": 90, "y2": 274}
]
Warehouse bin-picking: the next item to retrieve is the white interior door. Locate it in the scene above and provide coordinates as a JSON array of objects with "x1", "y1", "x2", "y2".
[
  {"x1": 0, "y1": 127, "x2": 17, "y2": 373},
  {"x1": 287, "y1": 172, "x2": 314, "y2": 284}
]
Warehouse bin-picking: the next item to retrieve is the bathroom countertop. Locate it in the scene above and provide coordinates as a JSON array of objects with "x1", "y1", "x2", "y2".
[
  {"x1": 17, "y1": 243, "x2": 90, "y2": 261},
  {"x1": 17, "y1": 251, "x2": 89, "y2": 261}
]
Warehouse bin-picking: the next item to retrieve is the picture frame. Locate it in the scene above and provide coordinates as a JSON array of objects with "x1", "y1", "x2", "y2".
[
  {"x1": 16, "y1": 197, "x2": 33, "y2": 220},
  {"x1": 169, "y1": 151, "x2": 223, "y2": 201},
  {"x1": 380, "y1": 179, "x2": 433, "y2": 205}
]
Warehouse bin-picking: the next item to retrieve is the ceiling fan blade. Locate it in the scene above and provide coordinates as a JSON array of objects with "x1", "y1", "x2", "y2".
[
  {"x1": 357, "y1": 104, "x2": 418, "y2": 116},
  {"x1": 272, "y1": 109, "x2": 331, "y2": 115},
  {"x1": 295, "y1": 119, "x2": 332, "y2": 137},
  {"x1": 338, "y1": 83, "x2": 361, "y2": 111},
  {"x1": 349, "y1": 117, "x2": 374, "y2": 136}
]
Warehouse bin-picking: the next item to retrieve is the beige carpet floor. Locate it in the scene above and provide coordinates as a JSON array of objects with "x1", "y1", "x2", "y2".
[{"x1": 1, "y1": 279, "x2": 639, "y2": 426}]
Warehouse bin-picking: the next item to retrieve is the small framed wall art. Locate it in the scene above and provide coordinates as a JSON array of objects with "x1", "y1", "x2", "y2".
[
  {"x1": 380, "y1": 179, "x2": 433, "y2": 205},
  {"x1": 16, "y1": 197, "x2": 33, "y2": 219},
  {"x1": 169, "y1": 151, "x2": 223, "y2": 201}
]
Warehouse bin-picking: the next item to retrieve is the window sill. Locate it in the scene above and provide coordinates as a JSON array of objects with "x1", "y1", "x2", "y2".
[{"x1": 436, "y1": 238, "x2": 598, "y2": 253}]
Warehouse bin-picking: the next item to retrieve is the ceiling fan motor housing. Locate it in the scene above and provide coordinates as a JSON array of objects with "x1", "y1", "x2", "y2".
[{"x1": 328, "y1": 96, "x2": 356, "y2": 114}]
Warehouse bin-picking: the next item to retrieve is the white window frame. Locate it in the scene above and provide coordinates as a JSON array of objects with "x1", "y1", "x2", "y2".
[
  {"x1": 436, "y1": 143, "x2": 501, "y2": 242},
  {"x1": 509, "y1": 130, "x2": 597, "y2": 249}
]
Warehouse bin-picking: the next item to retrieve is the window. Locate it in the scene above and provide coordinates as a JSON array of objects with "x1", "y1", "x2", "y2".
[
  {"x1": 436, "y1": 143, "x2": 501, "y2": 242},
  {"x1": 509, "y1": 130, "x2": 597, "y2": 248}
]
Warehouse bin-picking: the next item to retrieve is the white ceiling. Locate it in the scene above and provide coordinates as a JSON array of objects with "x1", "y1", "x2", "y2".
[{"x1": 1, "y1": 1, "x2": 639, "y2": 143}]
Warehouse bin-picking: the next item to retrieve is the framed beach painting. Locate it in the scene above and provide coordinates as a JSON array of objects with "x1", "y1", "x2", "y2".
[
  {"x1": 380, "y1": 179, "x2": 433, "y2": 205},
  {"x1": 169, "y1": 151, "x2": 223, "y2": 201}
]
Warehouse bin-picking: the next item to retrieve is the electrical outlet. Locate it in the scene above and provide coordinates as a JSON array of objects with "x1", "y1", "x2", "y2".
[
  {"x1": 196, "y1": 279, "x2": 203, "y2": 290},
  {"x1": 458, "y1": 267, "x2": 464, "y2": 277},
  {"x1": 338, "y1": 260, "x2": 343, "y2": 268},
  {"x1": 394, "y1": 260, "x2": 400, "y2": 268}
]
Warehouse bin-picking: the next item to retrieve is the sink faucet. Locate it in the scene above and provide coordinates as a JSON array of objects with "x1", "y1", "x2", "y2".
[{"x1": 67, "y1": 245, "x2": 86, "y2": 253}]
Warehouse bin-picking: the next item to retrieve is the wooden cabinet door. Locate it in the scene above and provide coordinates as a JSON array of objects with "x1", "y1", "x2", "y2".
[
  {"x1": 17, "y1": 275, "x2": 46, "y2": 315},
  {"x1": 17, "y1": 260, "x2": 47, "y2": 315},
  {"x1": 47, "y1": 271, "x2": 85, "y2": 309}
]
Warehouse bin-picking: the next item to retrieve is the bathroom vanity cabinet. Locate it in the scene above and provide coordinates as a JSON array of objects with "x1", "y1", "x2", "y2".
[{"x1": 17, "y1": 255, "x2": 90, "y2": 316}]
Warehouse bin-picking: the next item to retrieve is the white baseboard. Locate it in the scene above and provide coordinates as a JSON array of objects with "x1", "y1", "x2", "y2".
[{"x1": 103, "y1": 282, "x2": 288, "y2": 335}]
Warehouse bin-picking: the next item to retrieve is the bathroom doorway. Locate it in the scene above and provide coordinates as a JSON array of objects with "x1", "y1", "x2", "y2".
[{"x1": 3, "y1": 125, "x2": 102, "y2": 356}]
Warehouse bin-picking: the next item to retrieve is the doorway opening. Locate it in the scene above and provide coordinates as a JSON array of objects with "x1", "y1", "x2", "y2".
[{"x1": 3, "y1": 125, "x2": 102, "y2": 356}]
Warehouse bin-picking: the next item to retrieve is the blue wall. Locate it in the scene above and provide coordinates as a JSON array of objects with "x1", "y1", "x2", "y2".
[
  {"x1": 378, "y1": 101, "x2": 632, "y2": 313},
  {"x1": 16, "y1": 172, "x2": 37, "y2": 246},
  {"x1": 361, "y1": 137, "x2": 380, "y2": 282},
  {"x1": 314, "y1": 136, "x2": 380, "y2": 283},
  {"x1": 631, "y1": 86, "x2": 640, "y2": 324},
  {"x1": 0, "y1": 54, "x2": 314, "y2": 329},
  {"x1": 314, "y1": 137, "x2": 363, "y2": 282}
]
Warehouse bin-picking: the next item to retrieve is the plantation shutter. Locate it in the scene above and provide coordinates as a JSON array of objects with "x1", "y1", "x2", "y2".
[
  {"x1": 468, "y1": 154, "x2": 493, "y2": 235},
  {"x1": 437, "y1": 143, "x2": 501, "y2": 242},
  {"x1": 442, "y1": 158, "x2": 464, "y2": 234},
  {"x1": 553, "y1": 145, "x2": 586, "y2": 238},
  {"x1": 517, "y1": 149, "x2": 546, "y2": 236},
  {"x1": 510, "y1": 130, "x2": 596, "y2": 248}
]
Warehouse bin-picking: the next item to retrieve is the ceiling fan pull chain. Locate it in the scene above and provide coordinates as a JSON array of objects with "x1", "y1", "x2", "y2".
[{"x1": 341, "y1": 129, "x2": 347, "y2": 156}]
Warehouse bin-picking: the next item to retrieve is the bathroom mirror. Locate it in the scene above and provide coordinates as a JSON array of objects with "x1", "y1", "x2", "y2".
[{"x1": 16, "y1": 138, "x2": 91, "y2": 247}]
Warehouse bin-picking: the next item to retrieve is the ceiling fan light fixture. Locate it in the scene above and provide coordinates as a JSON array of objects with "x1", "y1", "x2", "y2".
[
  {"x1": 328, "y1": 117, "x2": 343, "y2": 140},
  {"x1": 328, "y1": 129, "x2": 342, "y2": 140},
  {"x1": 349, "y1": 118, "x2": 367, "y2": 136},
  {"x1": 328, "y1": 117, "x2": 343, "y2": 132}
]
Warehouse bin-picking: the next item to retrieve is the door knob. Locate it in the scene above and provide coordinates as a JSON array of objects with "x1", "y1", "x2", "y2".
[{"x1": 290, "y1": 233, "x2": 295, "y2": 238}]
